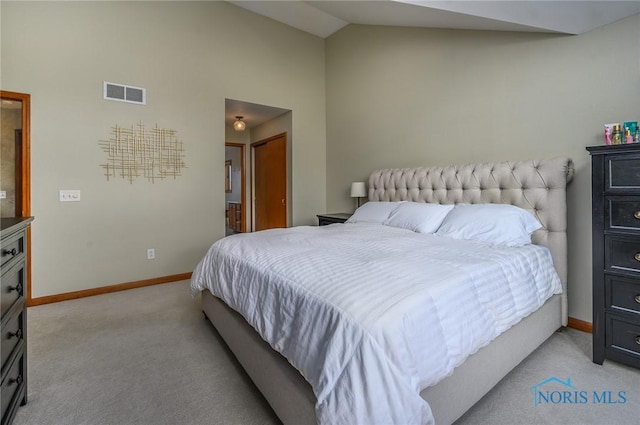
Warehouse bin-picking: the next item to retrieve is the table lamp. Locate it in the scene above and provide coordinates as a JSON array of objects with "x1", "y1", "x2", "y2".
[{"x1": 350, "y1": 182, "x2": 366, "y2": 208}]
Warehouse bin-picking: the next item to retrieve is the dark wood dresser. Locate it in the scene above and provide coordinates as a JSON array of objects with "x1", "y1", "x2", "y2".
[
  {"x1": 317, "y1": 213, "x2": 352, "y2": 226},
  {"x1": 1, "y1": 217, "x2": 32, "y2": 425},
  {"x1": 587, "y1": 144, "x2": 640, "y2": 369}
]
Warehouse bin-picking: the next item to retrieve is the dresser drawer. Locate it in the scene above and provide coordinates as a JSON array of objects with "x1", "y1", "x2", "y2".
[
  {"x1": 0, "y1": 232, "x2": 24, "y2": 270},
  {"x1": 607, "y1": 154, "x2": 640, "y2": 191},
  {"x1": 0, "y1": 354, "x2": 24, "y2": 425},
  {"x1": 1, "y1": 309, "x2": 24, "y2": 375},
  {"x1": 606, "y1": 316, "x2": 640, "y2": 358},
  {"x1": 607, "y1": 197, "x2": 640, "y2": 231},
  {"x1": 0, "y1": 263, "x2": 24, "y2": 321},
  {"x1": 606, "y1": 236, "x2": 640, "y2": 274},
  {"x1": 606, "y1": 275, "x2": 640, "y2": 315},
  {"x1": 0, "y1": 217, "x2": 31, "y2": 425}
]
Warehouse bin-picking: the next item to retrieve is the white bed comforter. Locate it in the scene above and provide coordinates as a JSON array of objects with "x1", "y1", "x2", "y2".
[{"x1": 191, "y1": 223, "x2": 561, "y2": 425}]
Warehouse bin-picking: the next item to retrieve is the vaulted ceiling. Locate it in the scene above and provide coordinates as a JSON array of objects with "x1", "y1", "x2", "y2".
[
  {"x1": 228, "y1": 1, "x2": 640, "y2": 38},
  {"x1": 225, "y1": 1, "x2": 640, "y2": 127}
]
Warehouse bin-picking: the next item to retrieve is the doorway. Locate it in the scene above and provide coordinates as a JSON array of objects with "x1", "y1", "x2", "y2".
[
  {"x1": 225, "y1": 98, "x2": 292, "y2": 233},
  {"x1": 225, "y1": 143, "x2": 246, "y2": 235},
  {"x1": 1, "y1": 92, "x2": 30, "y2": 218},
  {"x1": 1, "y1": 90, "x2": 32, "y2": 304},
  {"x1": 252, "y1": 132, "x2": 287, "y2": 231}
]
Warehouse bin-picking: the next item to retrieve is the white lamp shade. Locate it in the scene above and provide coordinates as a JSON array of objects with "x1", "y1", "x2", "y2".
[
  {"x1": 350, "y1": 182, "x2": 366, "y2": 198},
  {"x1": 233, "y1": 119, "x2": 246, "y2": 131}
]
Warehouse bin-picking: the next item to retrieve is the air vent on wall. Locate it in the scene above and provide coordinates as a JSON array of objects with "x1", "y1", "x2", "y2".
[{"x1": 103, "y1": 81, "x2": 146, "y2": 105}]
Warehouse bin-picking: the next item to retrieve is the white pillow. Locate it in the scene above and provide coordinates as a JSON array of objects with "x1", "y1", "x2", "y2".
[
  {"x1": 345, "y1": 201, "x2": 404, "y2": 224},
  {"x1": 383, "y1": 202, "x2": 454, "y2": 234},
  {"x1": 435, "y1": 203, "x2": 542, "y2": 247}
]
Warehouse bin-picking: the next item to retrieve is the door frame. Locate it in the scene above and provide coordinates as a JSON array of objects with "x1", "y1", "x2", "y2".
[
  {"x1": 1, "y1": 90, "x2": 32, "y2": 305},
  {"x1": 225, "y1": 142, "x2": 246, "y2": 233},
  {"x1": 251, "y1": 132, "x2": 288, "y2": 230}
]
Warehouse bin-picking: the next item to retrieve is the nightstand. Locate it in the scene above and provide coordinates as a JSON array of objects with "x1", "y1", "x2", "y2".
[{"x1": 317, "y1": 213, "x2": 352, "y2": 226}]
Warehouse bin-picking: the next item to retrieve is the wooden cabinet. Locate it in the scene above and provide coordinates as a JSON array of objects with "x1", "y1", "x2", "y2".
[
  {"x1": 587, "y1": 144, "x2": 640, "y2": 369},
  {"x1": 228, "y1": 202, "x2": 242, "y2": 233},
  {"x1": 0, "y1": 217, "x2": 32, "y2": 425},
  {"x1": 317, "y1": 213, "x2": 352, "y2": 226}
]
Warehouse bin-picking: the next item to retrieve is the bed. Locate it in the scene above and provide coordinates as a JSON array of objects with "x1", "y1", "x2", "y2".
[{"x1": 191, "y1": 157, "x2": 574, "y2": 425}]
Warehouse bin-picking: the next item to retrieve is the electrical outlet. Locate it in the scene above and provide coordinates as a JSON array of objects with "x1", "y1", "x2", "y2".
[
  {"x1": 59, "y1": 190, "x2": 81, "y2": 202},
  {"x1": 0, "y1": 191, "x2": 5, "y2": 199},
  {"x1": 147, "y1": 248, "x2": 155, "y2": 260}
]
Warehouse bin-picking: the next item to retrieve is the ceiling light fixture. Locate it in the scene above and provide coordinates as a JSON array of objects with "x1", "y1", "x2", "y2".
[{"x1": 233, "y1": 116, "x2": 246, "y2": 131}]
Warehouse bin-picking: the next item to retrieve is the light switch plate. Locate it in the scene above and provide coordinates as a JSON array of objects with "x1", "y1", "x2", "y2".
[
  {"x1": 59, "y1": 190, "x2": 81, "y2": 202},
  {"x1": 0, "y1": 191, "x2": 5, "y2": 199}
]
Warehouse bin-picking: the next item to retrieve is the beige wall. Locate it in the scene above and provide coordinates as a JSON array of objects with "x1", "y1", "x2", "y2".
[
  {"x1": 326, "y1": 16, "x2": 640, "y2": 323},
  {"x1": 1, "y1": 2, "x2": 326, "y2": 298}
]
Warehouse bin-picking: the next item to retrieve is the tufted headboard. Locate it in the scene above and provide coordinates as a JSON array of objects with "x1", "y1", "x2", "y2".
[{"x1": 368, "y1": 157, "x2": 574, "y2": 325}]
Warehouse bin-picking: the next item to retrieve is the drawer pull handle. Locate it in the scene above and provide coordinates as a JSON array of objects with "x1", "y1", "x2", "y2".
[
  {"x1": 8, "y1": 329, "x2": 22, "y2": 340},
  {"x1": 2, "y1": 248, "x2": 17, "y2": 257},
  {"x1": 636, "y1": 336, "x2": 640, "y2": 346},
  {"x1": 9, "y1": 283, "x2": 23, "y2": 295},
  {"x1": 636, "y1": 295, "x2": 640, "y2": 304},
  {"x1": 8, "y1": 375, "x2": 22, "y2": 386},
  {"x1": 635, "y1": 253, "x2": 640, "y2": 262},
  {"x1": 635, "y1": 211, "x2": 640, "y2": 219}
]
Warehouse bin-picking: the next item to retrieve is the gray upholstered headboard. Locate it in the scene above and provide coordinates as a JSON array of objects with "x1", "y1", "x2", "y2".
[{"x1": 368, "y1": 157, "x2": 574, "y2": 325}]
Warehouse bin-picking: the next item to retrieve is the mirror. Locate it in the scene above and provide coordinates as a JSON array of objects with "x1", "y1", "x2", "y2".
[{"x1": 225, "y1": 160, "x2": 232, "y2": 193}]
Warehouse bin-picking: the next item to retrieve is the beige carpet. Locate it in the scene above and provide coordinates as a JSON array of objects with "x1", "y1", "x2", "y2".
[
  {"x1": 15, "y1": 281, "x2": 278, "y2": 425},
  {"x1": 13, "y1": 280, "x2": 640, "y2": 425}
]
